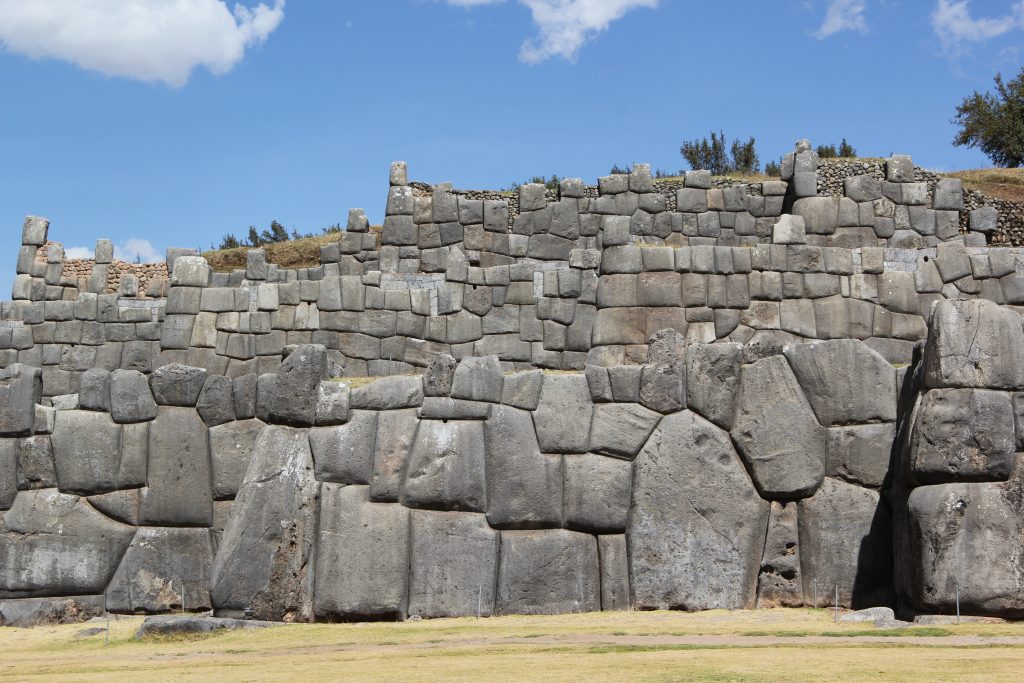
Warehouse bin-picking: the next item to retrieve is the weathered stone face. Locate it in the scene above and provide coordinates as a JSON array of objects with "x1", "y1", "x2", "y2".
[
  {"x1": 731, "y1": 356, "x2": 827, "y2": 500},
  {"x1": 4, "y1": 147, "x2": 1024, "y2": 623},
  {"x1": 630, "y1": 411, "x2": 768, "y2": 611}
]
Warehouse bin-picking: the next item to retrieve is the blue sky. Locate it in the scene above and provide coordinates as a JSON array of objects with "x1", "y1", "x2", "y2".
[{"x1": 1, "y1": 0, "x2": 1023, "y2": 289}]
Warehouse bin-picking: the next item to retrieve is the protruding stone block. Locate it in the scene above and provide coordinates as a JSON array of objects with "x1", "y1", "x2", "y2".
[{"x1": 496, "y1": 529, "x2": 599, "y2": 615}]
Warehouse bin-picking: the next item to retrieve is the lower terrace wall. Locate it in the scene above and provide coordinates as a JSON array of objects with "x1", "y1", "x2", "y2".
[{"x1": 2, "y1": 140, "x2": 1024, "y2": 625}]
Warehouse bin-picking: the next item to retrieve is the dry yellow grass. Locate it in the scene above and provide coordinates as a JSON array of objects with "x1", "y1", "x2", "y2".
[
  {"x1": 944, "y1": 168, "x2": 1024, "y2": 203},
  {"x1": 202, "y1": 227, "x2": 382, "y2": 273},
  {"x1": 3, "y1": 609, "x2": 1024, "y2": 682}
]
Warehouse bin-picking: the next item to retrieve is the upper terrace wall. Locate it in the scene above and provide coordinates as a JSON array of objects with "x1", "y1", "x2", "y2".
[{"x1": 0, "y1": 140, "x2": 1019, "y2": 398}]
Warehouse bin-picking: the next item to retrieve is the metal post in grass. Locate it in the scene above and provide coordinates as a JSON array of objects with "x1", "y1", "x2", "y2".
[
  {"x1": 834, "y1": 585, "x2": 839, "y2": 623},
  {"x1": 956, "y1": 583, "x2": 961, "y2": 625},
  {"x1": 106, "y1": 611, "x2": 110, "y2": 646}
]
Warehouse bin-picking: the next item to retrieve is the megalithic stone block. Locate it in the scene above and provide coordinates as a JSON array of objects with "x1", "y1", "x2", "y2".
[
  {"x1": 496, "y1": 529, "x2": 599, "y2": 615},
  {"x1": 924, "y1": 299, "x2": 1024, "y2": 390},
  {"x1": 731, "y1": 355, "x2": 827, "y2": 499},
  {"x1": 630, "y1": 411, "x2": 768, "y2": 611},
  {"x1": 0, "y1": 364, "x2": 42, "y2": 437},
  {"x1": 140, "y1": 407, "x2": 212, "y2": 526},
  {"x1": 106, "y1": 528, "x2": 216, "y2": 614},
  {"x1": 313, "y1": 484, "x2": 409, "y2": 621},
  {"x1": 211, "y1": 426, "x2": 318, "y2": 622},
  {"x1": 0, "y1": 488, "x2": 135, "y2": 598}
]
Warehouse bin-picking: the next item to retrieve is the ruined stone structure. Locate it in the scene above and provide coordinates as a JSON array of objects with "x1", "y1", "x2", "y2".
[{"x1": 2, "y1": 140, "x2": 1024, "y2": 625}]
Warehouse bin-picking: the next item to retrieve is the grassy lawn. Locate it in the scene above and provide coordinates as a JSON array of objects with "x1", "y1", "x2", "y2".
[{"x1": 3, "y1": 608, "x2": 1024, "y2": 682}]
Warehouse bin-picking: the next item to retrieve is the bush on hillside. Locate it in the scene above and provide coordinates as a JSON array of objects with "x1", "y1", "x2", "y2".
[{"x1": 954, "y1": 68, "x2": 1024, "y2": 168}]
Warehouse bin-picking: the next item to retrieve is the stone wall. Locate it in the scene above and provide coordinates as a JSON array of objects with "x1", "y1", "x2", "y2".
[{"x1": 2, "y1": 140, "x2": 1024, "y2": 625}]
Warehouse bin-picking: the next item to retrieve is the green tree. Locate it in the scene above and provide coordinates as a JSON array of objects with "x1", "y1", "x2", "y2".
[
  {"x1": 681, "y1": 131, "x2": 760, "y2": 175},
  {"x1": 246, "y1": 226, "x2": 262, "y2": 247},
  {"x1": 953, "y1": 68, "x2": 1024, "y2": 167},
  {"x1": 764, "y1": 159, "x2": 782, "y2": 177},
  {"x1": 838, "y1": 138, "x2": 856, "y2": 158},
  {"x1": 680, "y1": 130, "x2": 731, "y2": 175},
  {"x1": 731, "y1": 136, "x2": 759, "y2": 174},
  {"x1": 816, "y1": 143, "x2": 838, "y2": 159},
  {"x1": 218, "y1": 234, "x2": 241, "y2": 249}
]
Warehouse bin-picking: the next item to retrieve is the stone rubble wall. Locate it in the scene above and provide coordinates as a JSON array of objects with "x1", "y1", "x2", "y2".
[{"x1": 2, "y1": 140, "x2": 1024, "y2": 624}]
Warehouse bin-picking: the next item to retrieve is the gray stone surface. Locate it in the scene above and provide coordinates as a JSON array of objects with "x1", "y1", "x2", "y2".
[
  {"x1": 309, "y1": 410, "x2": 377, "y2": 484},
  {"x1": 402, "y1": 419, "x2": 487, "y2": 512},
  {"x1": 51, "y1": 410, "x2": 125, "y2": 495},
  {"x1": 106, "y1": 528, "x2": 215, "y2": 613},
  {"x1": 314, "y1": 485, "x2": 409, "y2": 620},
  {"x1": 630, "y1": 411, "x2": 768, "y2": 610},
  {"x1": 827, "y1": 422, "x2": 895, "y2": 489},
  {"x1": 141, "y1": 406, "x2": 212, "y2": 526},
  {"x1": 150, "y1": 364, "x2": 208, "y2": 407},
  {"x1": 588, "y1": 403, "x2": 660, "y2": 460},
  {"x1": 685, "y1": 343, "x2": 741, "y2": 429},
  {"x1": 731, "y1": 356, "x2": 827, "y2": 500},
  {"x1": 0, "y1": 488, "x2": 135, "y2": 598},
  {"x1": 598, "y1": 535, "x2": 630, "y2": 611},
  {"x1": 909, "y1": 388, "x2": 1015, "y2": 484},
  {"x1": 798, "y1": 478, "x2": 892, "y2": 608},
  {"x1": 423, "y1": 353, "x2": 457, "y2": 396},
  {"x1": 408, "y1": 510, "x2": 499, "y2": 618},
  {"x1": 370, "y1": 408, "x2": 418, "y2": 502},
  {"x1": 784, "y1": 340, "x2": 897, "y2": 425},
  {"x1": 496, "y1": 529, "x2": 600, "y2": 615},
  {"x1": 923, "y1": 299, "x2": 1024, "y2": 390},
  {"x1": 533, "y1": 374, "x2": 593, "y2": 453},
  {"x1": 349, "y1": 376, "x2": 424, "y2": 410},
  {"x1": 270, "y1": 344, "x2": 327, "y2": 426},
  {"x1": 756, "y1": 501, "x2": 802, "y2": 608},
  {"x1": 0, "y1": 364, "x2": 41, "y2": 436},
  {"x1": 899, "y1": 479, "x2": 1024, "y2": 617},
  {"x1": 196, "y1": 375, "x2": 235, "y2": 427},
  {"x1": 0, "y1": 595, "x2": 104, "y2": 627},
  {"x1": 109, "y1": 369, "x2": 157, "y2": 423},
  {"x1": 209, "y1": 418, "x2": 263, "y2": 499},
  {"x1": 563, "y1": 453, "x2": 631, "y2": 532},
  {"x1": 483, "y1": 405, "x2": 562, "y2": 528},
  {"x1": 211, "y1": 426, "x2": 318, "y2": 622},
  {"x1": 450, "y1": 355, "x2": 503, "y2": 403}
]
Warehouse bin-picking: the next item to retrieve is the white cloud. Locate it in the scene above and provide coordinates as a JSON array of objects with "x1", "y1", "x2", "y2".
[
  {"x1": 931, "y1": 0, "x2": 1024, "y2": 54},
  {"x1": 115, "y1": 238, "x2": 163, "y2": 263},
  {"x1": 64, "y1": 238, "x2": 163, "y2": 263},
  {"x1": 64, "y1": 246, "x2": 94, "y2": 259},
  {"x1": 814, "y1": 0, "x2": 868, "y2": 39},
  {"x1": 444, "y1": 0, "x2": 658, "y2": 63},
  {"x1": 0, "y1": 0, "x2": 285, "y2": 87}
]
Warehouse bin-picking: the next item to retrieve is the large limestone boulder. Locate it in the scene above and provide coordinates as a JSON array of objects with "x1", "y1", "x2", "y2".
[
  {"x1": 209, "y1": 419, "x2": 264, "y2": 500},
  {"x1": 269, "y1": 344, "x2": 328, "y2": 426},
  {"x1": 898, "y1": 479, "x2": 1024, "y2": 617},
  {"x1": 309, "y1": 410, "x2": 377, "y2": 484},
  {"x1": 211, "y1": 426, "x2": 318, "y2": 622},
  {"x1": 756, "y1": 501, "x2": 802, "y2": 608},
  {"x1": 401, "y1": 419, "x2": 487, "y2": 512},
  {"x1": 408, "y1": 510, "x2": 498, "y2": 618},
  {"x1": 908, "y1": 388, "x2": 1015, "y2": 484},
  {"x1": 731, "y1": 355, "x2": 827, "y2": 499},
  {"x1": 51, "y1": 410, "x2": 136, "y2": 495},
  {"x1": 629, "y1": 411, "x2": 768, "y2": 610},
  {"x1": 140, "y1": 407, "x2": 212, "y2": 526},
  {"x1": 563, "y1": 453, "x2": 631, "y2": 533},
  {"x1": 784, "y1": 340, "x2": 897, "y2": 425},
  {"x1": 798, "y1": 478, "x2": 892, "y2": 609},
  {"x1": 370, "y1": 408, "x2": 419, "y2": 502},
  {"x1": 496, "y1": 529, "x2": 600, "y2": 615},
  {"x1": 0, "y1": 489, "x2": 135, "y2": 598},
  {"x1": 314, "y1": 485, "x2": 409, "y2": 621},
  {"x1": 923, "y1": 299, "x2": 1024, "y2": 390},
  {"x1": 588, "y1": 403, "x2": 661, "y2": 460},
  {"x1": 0, "y1": 364, "x2": 42, "y2": 437},
  {"x1": 106, "y1": 528, "x2": 215, "y2": 613},
  {"x1": 685, "y1": 343, "x2": 741, "y2": 430},
  {"x1": 483, "y1": 405, "x2": 562, "y2": 528},
  {"x1": 532, "y1": 374, "x2": 593, "y2": 453}
]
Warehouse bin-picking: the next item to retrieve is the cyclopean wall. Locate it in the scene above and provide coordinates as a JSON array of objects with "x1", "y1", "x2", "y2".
[{"x1": 2, "y1": 140, "x2": 1024, "y2": 625}]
